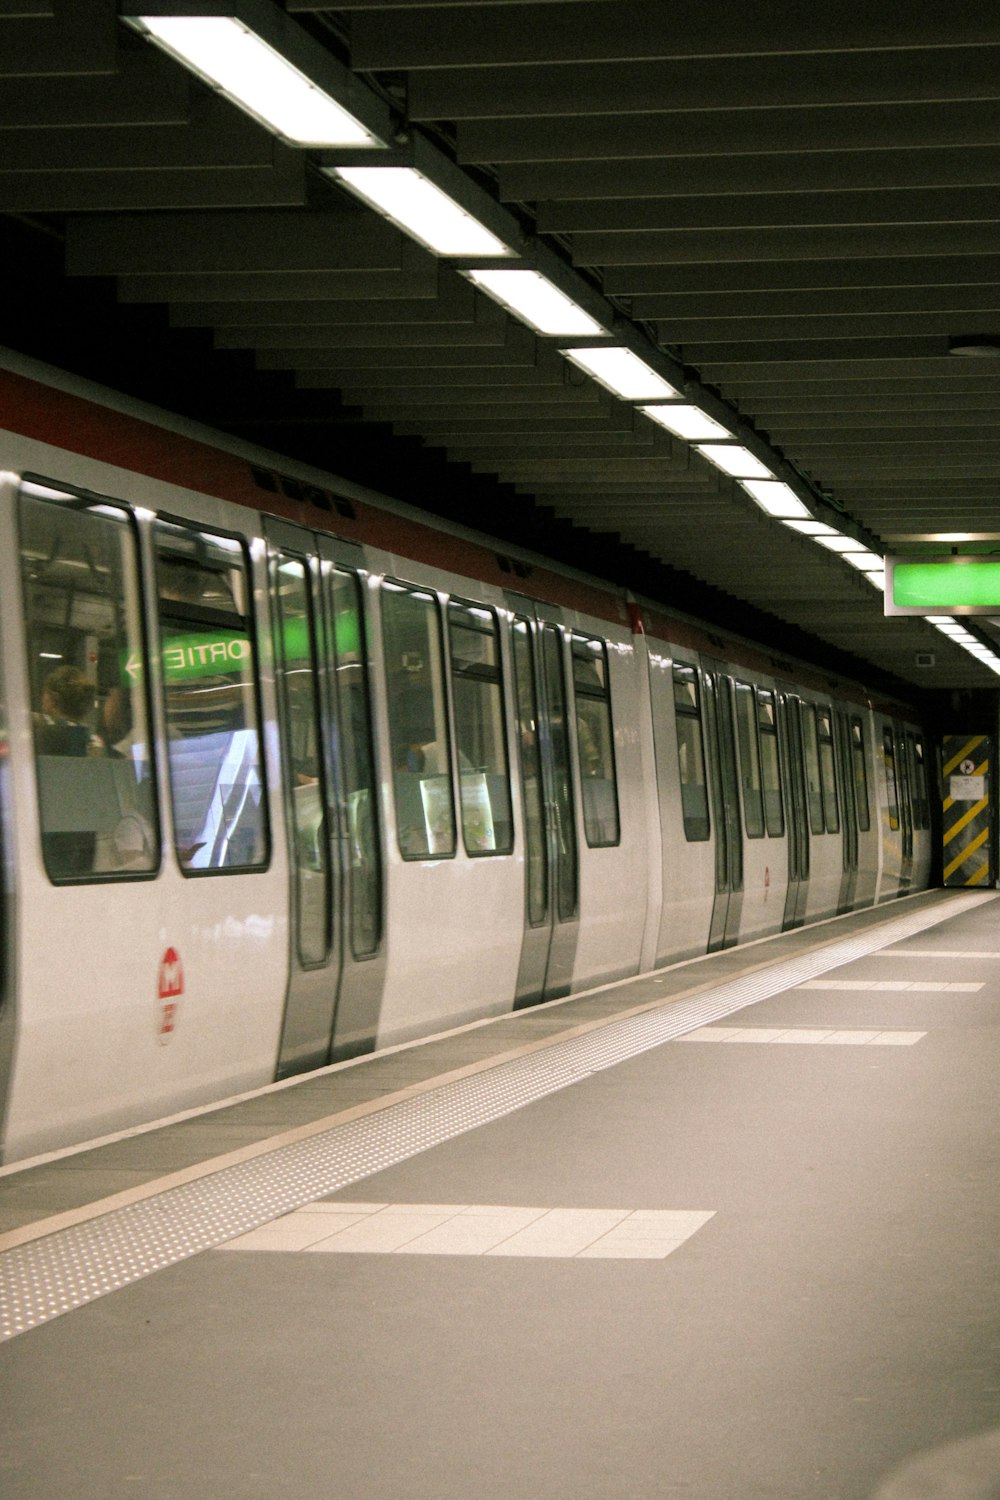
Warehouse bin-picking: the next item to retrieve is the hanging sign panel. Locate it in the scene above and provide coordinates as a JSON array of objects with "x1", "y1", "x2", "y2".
[{"x1": 885, "y1": 555, "x2": 1000, "y2": 616}]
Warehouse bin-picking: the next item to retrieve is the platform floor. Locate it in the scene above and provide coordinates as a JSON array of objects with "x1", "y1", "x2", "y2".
[{"x1": 4, "y1": 887, "x2": 1000, "y2": 1499}]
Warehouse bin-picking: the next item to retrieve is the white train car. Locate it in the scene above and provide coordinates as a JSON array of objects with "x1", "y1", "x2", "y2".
[{"x1": 0, "y1": 352, "x2": 933, "y2": 1162}]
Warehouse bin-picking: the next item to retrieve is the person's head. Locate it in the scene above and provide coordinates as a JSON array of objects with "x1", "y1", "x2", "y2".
[{"x1": 42, "y1": 664, "x2": 95, "y2": 722}]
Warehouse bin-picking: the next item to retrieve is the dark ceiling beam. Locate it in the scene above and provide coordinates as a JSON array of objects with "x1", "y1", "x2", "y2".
[
  {"x1": 754, "y1": 393, "x2": 1000, "y2": 413},
  {"x1": 66, "y1": 208, "x2": 402, "y2": 276},
  {"x1": 605, "y1": 255, "x2": 1000, "y2": 295},
  {"x1": 0, "y1": 115, "x2": 273, "y2": 173},
  {"x1": 0, "y1": 52, "x2": 188, "y2": 126},
  {"x1": 343, "y1": 1, "x2": 997, "y2": 70},
  {"x1": 658, "y1": 312, "x2": 1000, "y2": 343},
  {"x1": 410, "y1": 48, "x2": 1000, "y2": 121},
  {"x1": 499, "y1": 147, "x2": 1000, "y2": 202},
  {"x1": 117, "y1": 263, "x2": 439, "y2": 304},
  {"x1": 259, "y1": 338, "x2": 539, "y2": 370},
  {"x1": 0, "y1": 156, "x2": 307, "y2": 213},
  {"x1": 630, "y1": 283, "x2": 1000, "y2": 319},
  {"x1": 572, "y1": 223, "x2": 1000, "y2": 265},
  {"x1": 458, "y1": 100, "x2": 1000, "y2": 163},
  {"x1": 296, "y1": 364, "x2": 560, "y2": 389},
  {"x1": 696, "y1": 345, "x2": 1000, "y2": 370},
  {"x1": 0, "y1": 2, "x2": 56, "y2": 15},
  {"x1": 761, "y1": 412, "x2": 1000, "y2": 433},
  {"x1": 719, "y1": 373, "x2": 1000, "y2": 397},
  {"x1": 542, "y1": 186, "x2": 1000, "y2": 234},
  {"x1": 217, "y1": 318, "x2": 510, "y2": 350},
  {"x1": 168, "y1": 286, "x2": 473, "y2": 329},
  {"x1": 0, "y1": 0, "x2": 116, "y2": 77}
]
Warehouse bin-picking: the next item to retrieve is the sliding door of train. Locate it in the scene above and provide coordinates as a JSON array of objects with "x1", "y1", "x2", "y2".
[
  {"x1": 266, "y1": 519, "x2": 385, "y2": 1075},
  {"x1": 834, "y1": 708, "x2": 860, "y2": 912},
  {"x1": 700, "y1": 660, "x2": 744, "y2": 951},
  {"x1": 894, "y1": 723, "x2": 914, "y2": 892},
  {"x1": 777, "y1": 691, "x2": 810, "y2": 928},
  {"x1": 508, "y1": 604, "x2": 579, "y2": 1005}
]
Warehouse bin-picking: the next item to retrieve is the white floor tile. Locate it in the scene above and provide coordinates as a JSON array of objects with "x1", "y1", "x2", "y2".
[{"x1": 485, "y1": 1208, "x2": 631, "y2": 1258}]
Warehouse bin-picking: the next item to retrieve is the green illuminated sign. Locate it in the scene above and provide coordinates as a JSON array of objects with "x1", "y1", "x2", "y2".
[{"x1": 886, "y1": 556, "x2": 1000, "y2": 616}]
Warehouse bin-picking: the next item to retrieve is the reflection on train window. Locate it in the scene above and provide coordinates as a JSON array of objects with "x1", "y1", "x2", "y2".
[
  {"x1": 330, "y1": 567, "x2": 382, "y2": 955},
  {"x1": 382, "y1": 581, "x2": 456, "y2": 859},
  {"x1": 851, "y1": 716, "x2": 871, "y2": 831},
  {"x1": 883, "y1": 727, "x2": 900, "y2": 831},
  {"x1": 448, "y1": 600, "x2": 513, "y2": 856},
  {"x1": 816, "y1": 707, "x2": 840, "y2": 833},
  {"x1": 542, "y1": 625, "x2": 577, "y2": 920},
  {"x1": 756, "y1": 689, "x2": 784, "y2": 837},
  {"x1": 734, "y1": 681, "x2": 764, "y2": 838},
  {"x1": 512, "y1": 617, "x2": 547, "y2": 925},
  {"x1": 909, "y1": 733, "x2": 930, "y2": 830},
  {"x1": 571, "y1": 633, "x2": 620, "y2": 847},
  {"x1": 672, "y1": 664, "x2": 709, "y2": 842},
  {"x1": 272, "y1": 551, "x2": 329, "y2": 964},
  {"x1": 801, "y1": 705, "x2": 825, "y2": 834},
  {"x1": 154, "y1": 521, "x2": 268, "y2": 873},
  {"x1": 19, "y1": 483, "x2": 159, "y2": 882}
]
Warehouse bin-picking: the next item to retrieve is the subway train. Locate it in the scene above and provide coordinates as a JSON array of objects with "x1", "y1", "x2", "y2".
[{"x1": 0, "y1": 351, "x2": 933, "y2": 1163}]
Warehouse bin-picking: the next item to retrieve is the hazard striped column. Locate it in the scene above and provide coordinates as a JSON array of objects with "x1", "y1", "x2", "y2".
[{"x1": 941, "y1": 734, "x2": 993, "y2": 887}]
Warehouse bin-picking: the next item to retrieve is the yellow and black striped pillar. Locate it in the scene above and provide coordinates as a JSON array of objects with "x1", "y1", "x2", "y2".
[{"x1": 942, "y1": 734, "x2": 994, "y2": 887}]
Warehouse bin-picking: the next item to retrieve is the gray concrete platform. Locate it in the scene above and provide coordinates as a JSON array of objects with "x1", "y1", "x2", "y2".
[{"x1": 4, "y1": 887, "x2": 1000, "y2": 1499}]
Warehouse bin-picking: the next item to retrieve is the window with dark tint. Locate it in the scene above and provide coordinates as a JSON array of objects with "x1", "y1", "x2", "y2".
[
  {"x1": 851, "y1": 717, "x2": 871, "y2": 831},
  {"x1": 801, "y1": 704, "x2": 825, "y2": 834},
  {"x1": 542, "y1": 625, "x2": 577, "y2": 920},
  {"x1": 734, "y1": 681, "x2": 764, "y2": 838},
  {"x1": 382, "y1": 581, "x2": 455, "y2": 858},
  {"x1": 330, "y1": 568, "x2": 382, "y2": 955},
  {"x1": 571, "y1": 633, "x2": 620, "y2": 847},
  {"x1": 154, "y1": 521, "x2": 268, "y2": 873},
  {"x1": 448, "y1": 600, "x2": 513, "y2": 855},
  {"x1": 673, "y1": 664, "x2": 709, "y2": 841},
  {"x1": 20, "y1": 482, "x2": 159, "y2": 881},
  {"x1": 756, "y1": 689, "x2": 784, "y2": 837},
  {"x1": 816, "y1": 707, "x2": 840, "y2": 834},
  {"x1": 909, "y1": 733, "x2": 930, "y2": 830},
  {"x1": 271, "y1": 550, "x2": 329, "y2": 965},
  {"x1": 883, "y1": 727, "x2": 900, "y2": 831},
  {"x1": 512, "y1": 617, "x2": 547, "y2": 926}
]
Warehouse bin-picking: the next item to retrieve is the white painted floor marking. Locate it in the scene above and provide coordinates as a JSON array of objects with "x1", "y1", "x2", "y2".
[
  {"x1": 796, "y1": 980, "x2": 982, "y2": 992},
  {"x1": 872, "y1": 950, "x2": 1000, "y2": 959},
  {"x1": 678, "y1": 1027, "x2": 925, "y2": 1046},
  {"x1": 216, "y1": 1203, "x2": 717, "y2": 1260}
]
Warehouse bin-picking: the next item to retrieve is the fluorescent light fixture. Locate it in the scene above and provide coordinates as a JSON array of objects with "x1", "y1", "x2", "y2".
[
  {"x1": 639, "y1": 404, "x2": 732, "y2": 441},
  {"x1": 842, "y1": 549, "x2": 884, "y2": 571},
  {"x1": 863, "y1": 570, "x2": 886, "y2": 590},
  {"x1": 465, "y1": 269, "x2": 606, "y2": 337},
  {"x1": 697, "y1": 444, "x2": 773, "y2": 480},
  {"x1": 739, "y1": 479, "x2": 809, "y2": 519},
  {"x1": 815, "y1": 534, "x2": 860, "y2": 553},
  {"x1": 783, "y1": 519, "x2": 839, "y2": 536},
  {"x1": 127, "y1": 15, "x2": 384, "y2": 147},
  {"x1": 560, "y1": 346, "x2": 682, "y2": 401},
  {"x1": 329, "y1": 167, "x2": 513, "y2": 257}
]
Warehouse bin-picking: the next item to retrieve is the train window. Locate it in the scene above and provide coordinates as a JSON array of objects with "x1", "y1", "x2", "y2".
[
  {"x1": 734, "y1": 681, "x2": 764, "y2": 838},
  {"x1": 816, "y1": 707, "x2": 840, "y2": 834},
  {"x1": 909, "y1": 733, "x2": 930, "y2": 831},
  {"x1": 883, "y1": 728, "x2": 900, "y2": 831},
  {"x1": 756, "y1": 689, "x2": 784, "y2": 837},
  {"x1": 851, "y1": 717, "x2": 871, "y2": 831},
  {"x1": 382, "y1": 581, "x2": 455, "y2": 859},
  {"x1": 154, "y1": 521, "x2": 268, "y2": 873},
  {"x1": 330, "y1": 568, "x2": 382, "y2": 956},
  {"x1": 571, "y1": 634, "x2": 620, "y2": 847},
  {"x1": 672, "y1": 664, "x2": 710, "y2": 842},
  {"x1": 512, "y1": 618, "x2": 547, "y2": 925},
  {"x1": 801, "y1": 705, "x2": 825, "y2": 834},
  {"x1": 271, "y1": 552, "x2": 330, "y2": 965},
  {"x1": 448, "y1": 600, "x2": 513, "y2": 856},
  {"x1": 19, "y1": 483, "x2": 159, "y2": 882},
  {"x1": 542, "y1": 625, "x2": 577, "y2": 919}
]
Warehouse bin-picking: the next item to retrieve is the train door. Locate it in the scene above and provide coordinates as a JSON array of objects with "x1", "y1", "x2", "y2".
[
  {"x1": 0, "y1": 611, "x2": 13, "y2": 1142},
  {"x1": 777, "y1": 691, "x2": 810, "y2": 928},
  {"x1": 701, "y1": 662, "x2": 744, "y2": 951},
  {"x1": 895, "y1": 723, "x2": 914, "y2": 893},
  {"x1": 266, "y1": 519, "x2": 385, "y2": 1074},
  {"x1": 508, "y1": 604, "x2": 580, "y2": 1004},
  {"x1": 835, "y1": 708, "x2": 859, "y2": 912}
]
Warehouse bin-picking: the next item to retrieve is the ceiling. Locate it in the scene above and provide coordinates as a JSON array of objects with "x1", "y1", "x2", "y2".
[{"x1": 4, "y1": 0, "x2": 1000, "y2": 703}]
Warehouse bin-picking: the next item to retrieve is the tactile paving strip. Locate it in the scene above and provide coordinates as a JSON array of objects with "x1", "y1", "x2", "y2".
[{"x1": 1, "y1": 891, "x2": 992, "y2": 1341}]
